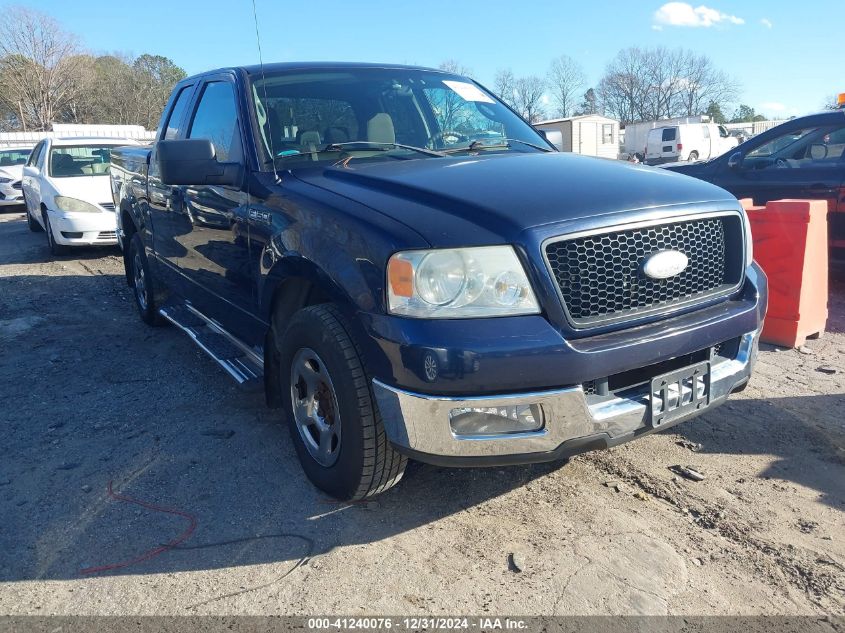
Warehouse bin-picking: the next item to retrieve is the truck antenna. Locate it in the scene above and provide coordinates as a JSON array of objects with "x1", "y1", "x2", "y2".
[{"x1": 251, "y1": 0, "x2": 280, "y2": 181}]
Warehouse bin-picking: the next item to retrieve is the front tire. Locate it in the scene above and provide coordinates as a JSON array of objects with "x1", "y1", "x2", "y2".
[
  {"x1": 277, "y1": 304, "x2": 406, "y2": 500},
  {"x1": 42, "y1": 211, "x2": 68, "y2": 255},
  {"x1": 128, "y1": 233, "x2": 163, "y2": 326},
  {"x1": 688, "y1": 151, "x2": 699, "y2": 161},
  {"x1": 26, "y1": 200, "x2": 43, "y2": 232}
]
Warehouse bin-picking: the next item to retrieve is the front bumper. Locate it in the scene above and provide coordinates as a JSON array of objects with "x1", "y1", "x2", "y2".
[
  {"x1": 0, "y1": 183, "x2": 24, "y2": 205},
  {"x1": 373, "y1": 327, "x2": 760, "y2": 467},
  {"x1": 48, "y1": 209, "x2": 117, "y2": 246}
]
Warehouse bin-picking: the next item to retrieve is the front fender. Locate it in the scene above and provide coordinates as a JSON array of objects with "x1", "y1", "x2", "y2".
[{"x1": 259, "y1": 254, "x2": 361, "y2": 321}]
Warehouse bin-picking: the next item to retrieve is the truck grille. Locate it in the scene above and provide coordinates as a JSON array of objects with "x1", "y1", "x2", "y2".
[{"x1": 544, "y1": 215, "x2": 744, "y2": 327}]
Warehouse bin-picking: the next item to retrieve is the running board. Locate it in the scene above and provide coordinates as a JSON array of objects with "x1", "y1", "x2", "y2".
[{"x1": 159, "y1": 300, "x2": 264, "y2": 391}]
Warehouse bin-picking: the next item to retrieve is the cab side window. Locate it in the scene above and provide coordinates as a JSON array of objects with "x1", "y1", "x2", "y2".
[
  {"x1": 188, "y1": 81, "x2": 243, "y2": 163},
  {"x1": 745, "y1": 126, "x2": 845, "y2": 169}
]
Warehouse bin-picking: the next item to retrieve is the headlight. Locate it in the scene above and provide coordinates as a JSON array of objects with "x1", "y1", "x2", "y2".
[
  {"x1": 387, "y1": 246, "x2": 540, "y2": 318},
  {"x1": 740, "y1": 208, "x2": 754, "y2": 268},
  {"x1": 0, "y1": 177, "x2": 11, "y2": 184},
  {"x1": 54, "y1": 196, "x2": 101, "y2": 214}
]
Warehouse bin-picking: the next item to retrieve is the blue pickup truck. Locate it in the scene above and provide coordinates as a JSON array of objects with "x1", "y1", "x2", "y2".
[{"x1": 110, "y1": 62, "x2": 767, "y2": 499}]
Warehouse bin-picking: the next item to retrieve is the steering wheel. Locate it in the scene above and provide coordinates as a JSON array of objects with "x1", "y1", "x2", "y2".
[
  {"x1": 429, "y1": 130, "x2": 466, "y2": 148},
  {"x1": 775, "y1": 157, "x2": 791, "y2": 169}
]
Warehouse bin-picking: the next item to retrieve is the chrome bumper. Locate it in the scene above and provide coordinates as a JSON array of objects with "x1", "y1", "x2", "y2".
[{"x1": 372, "y1": 328, "x2": 759, "y2": 464}]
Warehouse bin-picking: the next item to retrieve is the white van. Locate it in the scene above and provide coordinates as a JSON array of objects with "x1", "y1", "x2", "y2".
[{"x1": 645, "y1": 123, "x2": 738, "y2": 165}]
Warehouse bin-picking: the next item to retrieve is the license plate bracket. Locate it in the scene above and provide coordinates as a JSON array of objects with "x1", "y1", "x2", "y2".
[{"x1": 649, "y1": 361, "x2": 711, "y2": 428}]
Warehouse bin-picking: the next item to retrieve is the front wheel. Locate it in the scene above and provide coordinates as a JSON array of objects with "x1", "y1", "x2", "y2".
[
  {"x1": 688, "y1": 151, "x2": 699, "y2": 161},
  {"x1": 26, "y1": 200, "x2": 43, "y2": 232},
  {"x1": 277, "y1": 304, "x2": 406, "y2": 500},
  {"x1": 128, "y1": 233, "x2": 163, "y2": 326},
  {"x1": 42, "y1": 211, "x2": 68, "y2": 255}
]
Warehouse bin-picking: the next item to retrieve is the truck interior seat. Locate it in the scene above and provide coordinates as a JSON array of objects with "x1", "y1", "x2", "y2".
[
  {"x1": 324, "y1": 126, "x2": 349, "y2": 144},
  {"x1": 367, "y1": 113, "x2": 395, "y2": 145},
  {"x1": 299, "y1": 130, "x2": 322, "y2": 160}
]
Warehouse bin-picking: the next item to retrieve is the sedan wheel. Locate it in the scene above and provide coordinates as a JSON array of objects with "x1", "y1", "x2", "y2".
[{"x1": 42, "y1": 211, "x2": 68, "y2": 255}]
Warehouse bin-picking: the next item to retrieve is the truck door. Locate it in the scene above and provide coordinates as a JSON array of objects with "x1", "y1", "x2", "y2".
[
  {"x1": 147, "y1": 83, "x2": 197, "y2": 294},
  {"x1": 177, "y1": 76, "x2": 260, "y2": 342}
]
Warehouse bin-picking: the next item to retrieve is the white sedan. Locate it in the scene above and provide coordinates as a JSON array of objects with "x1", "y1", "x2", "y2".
[
  {"x1": 0, "y1": 146, "x2": 33, "y2": 207},
  {"x1": 22, "y1": 137, "x2": 138, "y2": 255}
]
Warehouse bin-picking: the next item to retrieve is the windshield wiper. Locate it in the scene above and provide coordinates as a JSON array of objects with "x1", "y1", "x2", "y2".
[
  {"x1": 322, "y1": 141, "x2": 446, "y2": 157},
  {"x1": 442, "y1": 138, "x2": 553, "y2": 154}
]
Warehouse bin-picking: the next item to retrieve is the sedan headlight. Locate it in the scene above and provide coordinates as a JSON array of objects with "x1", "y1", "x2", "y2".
[
  {"x1": 0, "y1": 177, "x2": 12, "y2": 184},
  {"x1": 387, "y1": 246, "x2": 540, "y2": 318},
  {"x1": 54, "y1": 196, "x2": 101, "y2": 214},
  {"x1": 740, "y1": 208, "x2": 754, "y2": 268}
]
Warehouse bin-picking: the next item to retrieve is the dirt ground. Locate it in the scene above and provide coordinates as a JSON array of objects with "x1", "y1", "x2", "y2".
[{"x1": 0, "y1": 207, "x2": 843, "y2": 616}]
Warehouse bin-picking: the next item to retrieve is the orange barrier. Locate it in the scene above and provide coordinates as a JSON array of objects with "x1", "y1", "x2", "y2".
[{"x1": 739, "y1": 199, "x2": 828, "y2": 348}]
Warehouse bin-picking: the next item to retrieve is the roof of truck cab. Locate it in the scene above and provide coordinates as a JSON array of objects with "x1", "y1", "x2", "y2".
[{"x1": 184, "y1": 61, "x2": 449, "y2": 81}]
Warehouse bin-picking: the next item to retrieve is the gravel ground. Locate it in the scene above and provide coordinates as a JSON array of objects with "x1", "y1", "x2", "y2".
[{"x1": 0, "y1": 208, "x2": 843, "y2": 616}]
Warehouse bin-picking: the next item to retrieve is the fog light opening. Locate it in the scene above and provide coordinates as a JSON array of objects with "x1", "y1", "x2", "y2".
[{"x1": 449, "y1": 404, "x2": 544, "y2": 436}]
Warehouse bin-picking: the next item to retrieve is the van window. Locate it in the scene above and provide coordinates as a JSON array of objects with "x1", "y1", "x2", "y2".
[
  {"x1": 662, "y1": 128, "x2": 676, "y2": 142},
  {"x1": 702, "y1": 126, "x2": 710, "y2": 139}
]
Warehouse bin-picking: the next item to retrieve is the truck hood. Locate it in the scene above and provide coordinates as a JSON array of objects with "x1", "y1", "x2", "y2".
[{"x1": 292, "y1": 152, "x2": 737, "y2": 245}]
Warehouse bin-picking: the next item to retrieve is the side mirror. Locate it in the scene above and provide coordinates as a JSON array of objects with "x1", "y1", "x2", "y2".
[
  {"x1": 727, "y1": 151, "x2": 743, "y2": 170},
  {"x1": 157, "y1": 139, "x2": 241, "y2": 186}
]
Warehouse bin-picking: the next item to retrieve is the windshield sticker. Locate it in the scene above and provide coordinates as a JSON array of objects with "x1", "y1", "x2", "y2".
[{"x1": 443, "y1": 81, "x2": 495, "y2": 104}]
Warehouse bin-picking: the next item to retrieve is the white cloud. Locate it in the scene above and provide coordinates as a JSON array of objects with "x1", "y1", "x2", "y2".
[
  {"x1": 760, "y1": 18, "x2": 773, "y2": 28},
  {"x1": 653, "y1": 2, "x2": 745, "y2": 28}
]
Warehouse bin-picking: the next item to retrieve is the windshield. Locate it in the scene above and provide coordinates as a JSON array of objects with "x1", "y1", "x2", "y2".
[
  {"x1": 49, "y1": 145, "x2": 115, "y2": 178},
  {"x1": 250, "y1": 68, "x2": 551, "y2": 167},
  {"x1": 0, "y1": 149, "x2": 31, "y2": 167}
]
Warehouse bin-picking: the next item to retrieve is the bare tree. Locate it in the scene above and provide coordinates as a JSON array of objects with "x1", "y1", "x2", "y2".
[
  {"x1": 493, "y1": 68, "x2": 517, "y2": 109},
  {"x1": 547, "y1": 55, "x2": 584, "y2": 118},
  {"x1": 598, "y1": 46, "x2": 738, "y2": 125},
  {"x1": 438, "y1": 59, "x2": 472, "y2": 77},
  {"x1": 0, "y1": 6, "x2": 85, "y2": 130},
  {"x1": 821, "y1": 94, "x2": 840, "y2": 110},
  {"x1": 513, "y1": 75, "x2": 547, "y2": 123}
]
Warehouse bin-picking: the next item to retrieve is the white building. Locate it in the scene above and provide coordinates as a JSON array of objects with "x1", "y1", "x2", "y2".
[
  {"x1": 0, "y1": 123, "x2": 155, "y2": 148},
  {"x1": 533, "y1": 115, "x2": 620, "y2": 159}
]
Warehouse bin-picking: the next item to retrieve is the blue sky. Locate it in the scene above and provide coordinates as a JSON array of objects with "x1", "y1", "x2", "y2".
[{"x1": 12, "y1": 0, "x2": 843, "y2": 117}]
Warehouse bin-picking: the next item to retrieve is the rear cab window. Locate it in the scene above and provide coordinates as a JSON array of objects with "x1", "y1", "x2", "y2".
[{"x1": 163, "y1": 86, "x2": 195, "y2": 140}]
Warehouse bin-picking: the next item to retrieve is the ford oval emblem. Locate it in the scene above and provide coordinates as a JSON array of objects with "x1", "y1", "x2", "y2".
[{"x1": 642, "y1": 250, "x2": 689, "y2": 279}]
